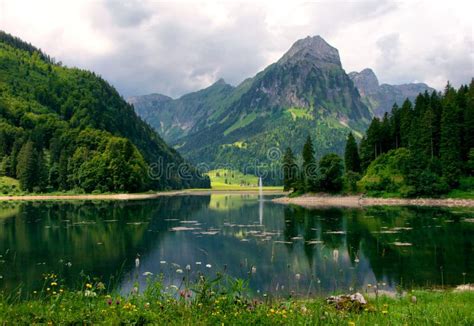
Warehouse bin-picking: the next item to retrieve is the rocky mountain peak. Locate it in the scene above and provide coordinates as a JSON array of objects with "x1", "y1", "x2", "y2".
[
  {"x1": 212, "y1": 78, "x2": 227, "y2": 86},
  {"x1": 349, "y1": 68, "x2": 380, "y2": 96},
  {"x1": 278, "y1": 35, "x2": 341, "y2": 67}
]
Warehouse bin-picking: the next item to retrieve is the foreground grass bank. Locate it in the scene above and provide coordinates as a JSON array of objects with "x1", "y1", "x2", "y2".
[{"x1": 0, "y1": 282, "x2": 473, "y2": 325}]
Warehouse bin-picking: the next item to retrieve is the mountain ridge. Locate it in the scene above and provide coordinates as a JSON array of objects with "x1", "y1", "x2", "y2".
[{"x1": 349, "y1": 68, "x2": 435, "y2": 116}]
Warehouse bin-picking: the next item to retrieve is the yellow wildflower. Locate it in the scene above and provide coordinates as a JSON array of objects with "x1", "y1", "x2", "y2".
[{"x1": 86, "y1": 283, "x2": 93, "y2": 289}]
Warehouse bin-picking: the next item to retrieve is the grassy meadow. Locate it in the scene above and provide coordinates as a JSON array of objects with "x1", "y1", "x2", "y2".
[{"x1": 0, "y1": 274, "x2": 472, "y2": 325}]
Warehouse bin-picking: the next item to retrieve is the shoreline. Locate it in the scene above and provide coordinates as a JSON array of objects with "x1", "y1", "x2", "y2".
[
  {"x1": 0, "y1": 189, "x2": 286, "y2": 201},
  {"x1": 273, "y1": 194, "x2": 474, "y2": 208}
]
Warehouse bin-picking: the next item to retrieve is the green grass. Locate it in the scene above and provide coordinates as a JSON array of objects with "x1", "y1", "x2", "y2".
[
  {"x1": 224, "y1": 112, "x2": 257, "y2": 136},
  {"x1": 0, "y1": 274, "x2": 472, "y2": 325},
  {"x1": 207, "y1": 169, "x2": 257, "y2": 187},
  {"x1": 286, "y1": 107, "x2": 314, "y2": 121},
  {"x1": 206, "y1": 169, "x2": 283, "y2": 191}
]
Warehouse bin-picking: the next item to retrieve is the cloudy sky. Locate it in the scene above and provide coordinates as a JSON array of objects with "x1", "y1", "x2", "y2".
[{"x1": 0, "y1": 0, "x2": 472, "y2": 98}]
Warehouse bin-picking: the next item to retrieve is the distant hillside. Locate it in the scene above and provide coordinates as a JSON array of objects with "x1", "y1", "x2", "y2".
[
  {"x1": 131, "y1": 36, "x2": 372, "y2": 181},
  {"x1": 0, "y1": 31, "x2": 209, "y2": 192},
  {"x1": 349, "y1": 68, "x2": 435, "y2": 117}
]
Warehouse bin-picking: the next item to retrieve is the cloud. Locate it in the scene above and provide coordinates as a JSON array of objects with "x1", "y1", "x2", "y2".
[{"x1": 0, "y1": 0, "x2": 472, "y2": 97}]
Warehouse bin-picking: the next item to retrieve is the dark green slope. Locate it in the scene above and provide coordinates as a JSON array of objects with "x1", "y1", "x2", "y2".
[
  {"x1": 0, "y1": 31, "x2": 209, "y2": 192},
  {"x1": 132, "y1": 36, "x2": 371, "y2": 178}
]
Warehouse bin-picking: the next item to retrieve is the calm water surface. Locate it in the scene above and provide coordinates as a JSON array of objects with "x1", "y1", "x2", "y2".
[{"x1": 0, "y1": 195, "x2": 473, "y2": 296}]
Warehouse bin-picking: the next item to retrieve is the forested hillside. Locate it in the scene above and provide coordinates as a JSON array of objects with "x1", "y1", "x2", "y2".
[
  {"x1": 357, "y1": 82, "x2": 474, "y2": 197},
  {"x1": 0, "y1": 31, "x2": 209, "y2": 193},
  {"x1": 282, "y1": 82, "x2": 474, "y2": 198}
]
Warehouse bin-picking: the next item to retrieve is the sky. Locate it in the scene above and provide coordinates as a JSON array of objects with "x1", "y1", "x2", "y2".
[{"x1": 0, "y1": 0, "x2": 473, "y2": 98}]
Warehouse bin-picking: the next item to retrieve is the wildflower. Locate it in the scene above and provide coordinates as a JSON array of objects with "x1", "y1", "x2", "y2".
[
  {"x1": 84, "y1": 290, "x2": 96, "y2": 297},
  {"x1": 86, "y1": 283, "x2": 93, "y2": 289},
  {"x1": 206, "y1": 264, "x2": 212, "y2": 268},
  {"x1": 176, "y1": 269, "x2": 183, "y2": 274},
  {"x1": 367, "y1": 284, "x2": 372, "y2": 288},
  {"x1": 348, "y1": 322, "x2": 356, "y2": 326},
  {"x1": 411, "y1": 295, "x2": 417, "y2": 304},
  {"x1": 144, "y1": 302, "x2": 150, "y2": 309},
  {"x1": 251, "y1": 266, "x2": 257, "y2": 274},
  {"x1": 196, "y1": 261, "x2": 202, "y2": 265},
  {"x1": 160, "y1": 260, "x2": 166, "y2": 264},
  {"x1": 143, "y1": 271, "x2": 153, "y2": 276},
  {"x1": 185, "y1": 264, "x2": 191, "y2": 271},
  {"x1": 46, "y1": 288, "x2": 50, "y2": 291},
  {"x1": 33, "y1": 291, "x2": 37, "y2": 294},
  {"x1": 295, "y1": 273, "x2": 301, "y2": 281},
  {"x1": 135, "y1": 257, "x2": 140, "y2": 268},
  {"x1": 382, "y1": 310, "x2": 388, "y2": 315},
  {"x1": 51, "y1": 282, "x2": 58, "y2": 286},
  {"x1": 97, "y1": 282, "x2": 106, "y2": 290}
]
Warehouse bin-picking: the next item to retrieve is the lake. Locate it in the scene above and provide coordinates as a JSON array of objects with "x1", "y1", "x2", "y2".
[{"x1": 0, "y1": 194, "x2": 473, "y2": 296}]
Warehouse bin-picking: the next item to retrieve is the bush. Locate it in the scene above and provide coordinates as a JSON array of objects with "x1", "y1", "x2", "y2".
[{"x1": 342, "y1": 171, "x2": 361, "y2": 194}]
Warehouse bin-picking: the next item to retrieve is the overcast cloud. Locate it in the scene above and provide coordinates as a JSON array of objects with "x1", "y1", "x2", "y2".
[{"x1": 0, "y1": 0, "x2": 472, "y2": 97}]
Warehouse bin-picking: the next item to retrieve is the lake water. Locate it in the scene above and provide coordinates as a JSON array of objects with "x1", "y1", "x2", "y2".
[{"x1": 0, "y1": 194, "x2": 473, "y2": 296}]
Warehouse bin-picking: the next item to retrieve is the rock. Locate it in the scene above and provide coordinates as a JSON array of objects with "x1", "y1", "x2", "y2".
[{"x1": 326, "y1": 292, "x2": 367, "y2": 311}]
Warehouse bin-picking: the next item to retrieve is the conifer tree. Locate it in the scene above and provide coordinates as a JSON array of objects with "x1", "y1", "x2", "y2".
[
  {"x1": 302, "y1": 135, "x2": 317, "y2": 192},
  {"x1": 58, "y1": 150, "x2": 69, "y2": 190},
  {"x1": 400, "y1": 99, "x2": 413, "y2": 147},
  {"x1": 344, "y1": 132, "x2": 361, "y2": 173},
  {"x1": 462, "y1": 80, "x2": 474, "y2": 164},
  {"x1": 16, "y1": 141, "x2": 39, "y2": 191},
  {"x1": 0, "y1": 131, "x2": 6, "y2": 158},
  {"x1": 282, "y1": 147, "x2": 298, "y2": 191},
  {"x1": 440, "y1": 85, "x2": 461, "y2": 186},
  {"x1": 318, "y1": 154, "x2": 343, "y2": 193}
]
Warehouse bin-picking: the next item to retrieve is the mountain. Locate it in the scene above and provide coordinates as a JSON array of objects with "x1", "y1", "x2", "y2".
[
  {"x1": 131, "y1": 36, "x2": 372, "y2": 180},
  {"x1": 349, "y1": 68, "x2": 435, "y2": 117},
  {"x1": 0, "y1": 31, "x2": 209, "y2": 192},
  {"x1": 128, "y1": 78, "x2": 235, "y2": 142}
]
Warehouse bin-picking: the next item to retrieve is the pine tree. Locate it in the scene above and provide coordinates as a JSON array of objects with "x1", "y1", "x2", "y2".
[
  {"x1": 400, "y1": 99, "x2": 413, "y2": 147},
  {"x1": 359, "y1": 117, "x2": 381, "y2": 171},
  {"x1": 302, "y1": 135, "x2": 317, "y2": 192},
  {"x1": 429, "y1": 91, "x2": 443, "y2": 158},
  {"x1": 318, "y1": 154, "x2": 344, "y2": 193},
  {"x1": 37, "y1": 149, "x2": 48, "y2": 191},
  {"x1": 58, "y1": 150, "x2": 69, "y2": 190},
  {"x1": 16, "y1": 141, "x2": 39, "y2": 191},
  {"x1": 0, "y1": 131, "x2": 6, "y2": 158},
  {"x1": 440, "y1": 85, "x2": 462, "y2": 186},
  {"x1": 344, "y1": 132, "x2": 361, "y2": 173},
  {"x1": 389, "y1": 103, "x2": 401, "y2": 148},
  {"x1": 282, "y1": 147, "x2": 298, "y2": 191},
  {"x1": 462, "y1": 80, "x2": 474, "y2": 164}
]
